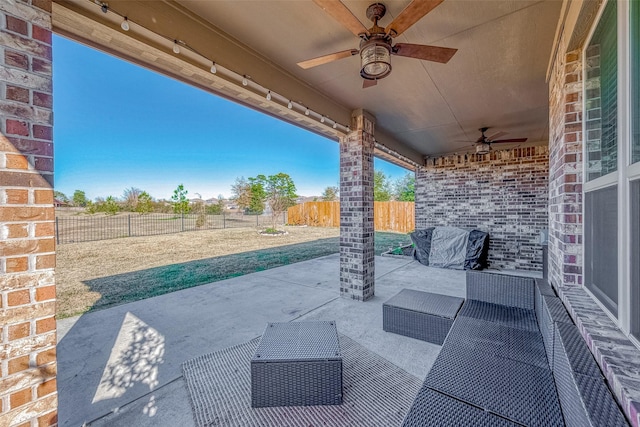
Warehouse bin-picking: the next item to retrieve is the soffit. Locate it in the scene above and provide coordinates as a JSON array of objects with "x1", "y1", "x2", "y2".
[{"x1": 53, "y1": 0, "x2": 562, "y2": 162}]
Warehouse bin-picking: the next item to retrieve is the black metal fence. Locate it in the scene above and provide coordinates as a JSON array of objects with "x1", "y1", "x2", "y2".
[{"x1": 55, "y1": 212, "x2": 287, "y2": 244}]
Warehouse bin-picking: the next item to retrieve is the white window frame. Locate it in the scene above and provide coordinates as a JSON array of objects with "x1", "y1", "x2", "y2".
[
  {"x1": 627, "y1": 0, "x2": 640, "y2": 346},
  {"x1": 583, "y1": 0, "x2": 638, "y2": 340}
]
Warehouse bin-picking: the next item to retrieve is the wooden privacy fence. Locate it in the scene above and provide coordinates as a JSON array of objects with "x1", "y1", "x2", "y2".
[{"x1": 288, "y1": 201, "x2": 415, "y2": 233}]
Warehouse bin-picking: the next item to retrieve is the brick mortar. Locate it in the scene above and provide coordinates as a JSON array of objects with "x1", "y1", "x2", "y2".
[
  {"x1": 1, "y1": 1, "x2": 57, "y2": 426},
  {"x1": 415, "y1": 146, "x2": 549, "y2": 270},
  {"x1": 548, "y1": 35, "x2": 584, "y2": 288},
  {"x1": 339, "y1": 113, "x2": 375, "y2": 301}
]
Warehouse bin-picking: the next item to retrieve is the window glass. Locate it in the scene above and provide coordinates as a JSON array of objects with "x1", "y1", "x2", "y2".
[
  {"x1": 585, "y1": 1, "x2": 617, "y2": 180},
  {"x1": 584, "y1": 186, "x2": 618, "y2": 316},
  {"x1": 632, "y1": 181, "x2": 640, "y2": 340},
  {"x1": 632, "y1": 0, "x2": 640, "y2": 164}
]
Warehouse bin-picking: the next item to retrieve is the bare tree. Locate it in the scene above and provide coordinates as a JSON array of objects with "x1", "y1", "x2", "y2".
[
  {"x1": 231, "y1": 177, "x2": 252, "y2": 211},
  {"x1": 123, "y1": 187, "x2": 143, "y2": 211},
  {"x1": 321, "y1": 186, "x2": 339, "y2": 201}
]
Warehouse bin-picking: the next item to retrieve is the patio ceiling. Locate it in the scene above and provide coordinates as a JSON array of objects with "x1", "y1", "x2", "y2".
[{"x1": 52, "y1": 0, "x2": 562, "y2": 167}]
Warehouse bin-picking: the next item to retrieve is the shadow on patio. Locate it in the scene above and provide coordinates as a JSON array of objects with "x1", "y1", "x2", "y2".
[{"x1": 56, "y1": 254, "x2": 470, "y2": 426}]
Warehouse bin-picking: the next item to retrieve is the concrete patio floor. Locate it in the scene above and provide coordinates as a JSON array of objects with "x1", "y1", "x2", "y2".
[{"x1": 57, "y1": 254, "x2": 539, "y2": 427}]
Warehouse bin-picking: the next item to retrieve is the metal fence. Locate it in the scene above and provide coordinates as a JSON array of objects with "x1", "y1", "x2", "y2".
[{"x1": 55, "y1": 212, "x2": 287, "y2": 244}]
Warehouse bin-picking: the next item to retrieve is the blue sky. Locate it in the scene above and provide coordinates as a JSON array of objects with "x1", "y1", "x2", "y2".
[{"x1": 52, "y1": 35, "x2": 408, "y2": 201}]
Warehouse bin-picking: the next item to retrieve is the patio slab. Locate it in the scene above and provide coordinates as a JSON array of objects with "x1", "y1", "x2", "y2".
[{"x1": 57, "y1": 254, "x2": 525, "y2": 426}]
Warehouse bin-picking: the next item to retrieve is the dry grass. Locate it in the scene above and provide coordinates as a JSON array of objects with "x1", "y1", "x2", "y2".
[{"x1": 55, "y1": 226, "x2": 410, "y2": 319}]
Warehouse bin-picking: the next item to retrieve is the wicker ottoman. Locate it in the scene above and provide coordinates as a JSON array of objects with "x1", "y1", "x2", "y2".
[
  {"x1": 383, "y1": 289, "x2": 464, "y2": 345},
  {"x1": 251, "y1": 321, "x2": 342, "y2": 408}
]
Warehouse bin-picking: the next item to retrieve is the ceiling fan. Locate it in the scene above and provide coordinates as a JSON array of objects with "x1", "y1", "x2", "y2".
[
  {"x1": 297, "y1": 0, "x2": 457, "y2": 88},
  {"x1": 474, "y1": 127, "x2": 528, "y2": 154}
]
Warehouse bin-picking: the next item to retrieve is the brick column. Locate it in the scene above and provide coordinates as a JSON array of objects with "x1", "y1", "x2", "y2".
[
  {"x1": 1, "y1": 1, "x2": 57, "y2": 426},
  {"x1": 548, "y1": 42, "x2": 584, "y2": 288},
  {"x1": 339, "y1": 109, "x2": 375, "y2": 301}
]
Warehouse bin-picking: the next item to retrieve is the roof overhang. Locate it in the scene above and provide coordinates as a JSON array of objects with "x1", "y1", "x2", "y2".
[{"x1": 52, "y1": 0, "x2": 563, "y2": 169}]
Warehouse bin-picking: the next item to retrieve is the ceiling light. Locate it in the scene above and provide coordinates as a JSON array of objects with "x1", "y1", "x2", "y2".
[
  {"x1": 475, "y1": 143, "x2": 491, "y2": 155},
  {"x1": 287, "y1": 100, "x2": 293, "y2": 109},
  {"x1": 120, "y1": 17, "x2": 129, "y2": 31},
  {"x1": 305, "y1": 108, "x2": 310, "y2": 116},
  {"x1": 360, "y1": 40, "x2": 392, "y2": 80},
  {"x1": 333, "y1": 122, "x2": 338, "y2": 129},
  {"x1": 266, "y1": 91, "x2": 272, "y2": 101},
  {"x1": 173, "y1": 41, "x2": 180, "y2": 54},
  {"x1": 100, "y1": 3, "x2": 108, "y2": 13},
  {"x1": 210, "y1": 62, "x2": 217, "y2": 74},
  {"x1": 320, "y1": 116, "x2": 325, "y2": 123},
  {"x1": 242, "y1": 76, "x2": 248, "y2": 86}
]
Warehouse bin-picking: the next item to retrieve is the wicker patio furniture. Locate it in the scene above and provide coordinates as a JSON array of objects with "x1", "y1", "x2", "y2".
[
  {"x1": 382, "y1": 289, "x2": 464, "y2": 345},
  {"x1": 400, "y1": 271, "x2": 629, "y2": 426},
  {"x1": 251, "y1": 321, "x2": 342, "y2": 408}
]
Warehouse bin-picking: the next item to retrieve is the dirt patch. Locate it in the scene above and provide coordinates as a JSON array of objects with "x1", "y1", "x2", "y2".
[
  {"x1": 55, "y1": 226, "x2": 411, "y2": 319},
  {"x1": 56, "y1": 226, "x2": 339, "y2": 318}
]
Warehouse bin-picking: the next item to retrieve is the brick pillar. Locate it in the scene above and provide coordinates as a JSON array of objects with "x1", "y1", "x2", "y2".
[
  {"x1": 1, "y1": 1, "x2": 57, "y2": 426},
  {"x1": 548, "y1": 43, "x2": 584, "y2": 288},
  {"x1": 339, "y1": 109, "x2": 375, "y2": 301}
]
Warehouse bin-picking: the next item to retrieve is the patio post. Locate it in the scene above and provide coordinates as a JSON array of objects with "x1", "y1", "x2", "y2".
[
  {"x1": 339, "y1": 109, "x2": 375, "y2": 301},
  {"x1": 0, "y1": 0, "x2": 58, "y2": 425}
]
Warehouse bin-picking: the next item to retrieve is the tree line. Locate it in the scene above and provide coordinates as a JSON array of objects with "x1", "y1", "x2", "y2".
[
  {"x1": 54, "y1": 170, "x2": 415, "y2": 218},
  {"x1": 314, "y1": 171, "x2": 415, "y2": 202},
  {"x1": 54, "y1": 187, "x2": 225, "y2": 216}
]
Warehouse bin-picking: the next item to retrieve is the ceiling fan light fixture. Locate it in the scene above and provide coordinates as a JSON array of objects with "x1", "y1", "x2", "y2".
[
  {"x1": 360, "y1": 41, "x2": 391, "y2": 80},
  {"x1": 475, "y1": 143, "x2": 491, "y2": 155}
]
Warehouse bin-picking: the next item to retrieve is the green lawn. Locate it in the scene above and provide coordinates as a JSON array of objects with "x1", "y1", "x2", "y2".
[{"x1": 77, "y1": 231, "x2": 411, "y2": 317}]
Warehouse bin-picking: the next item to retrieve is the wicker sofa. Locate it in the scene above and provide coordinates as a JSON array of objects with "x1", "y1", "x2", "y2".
[{"x1": 401, "y1": 271, "x2": 629, "y2": 427}]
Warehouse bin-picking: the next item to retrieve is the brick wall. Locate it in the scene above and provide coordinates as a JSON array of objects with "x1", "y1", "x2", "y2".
[
  {"x1": 547, "y1": 34, "x2": 584, "y2": 288},
  {"x1": 415, "y1": 147, "x2": 549, "y2": 271},
  {"x1": 0, "y1": 1, "x2": 57, "y2": 426},
  {"x1": 339, "y1": 111, "x2": 375, "y2": 301}
]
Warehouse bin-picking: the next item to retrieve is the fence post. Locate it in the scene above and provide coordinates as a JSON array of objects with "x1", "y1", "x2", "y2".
[
  {"x1": 55, "y1": 217, "x2": 59, "y2": 245},
  {"x1": 256, "y1": 214, "x2": 259, "y2": 227},
  {"x1": 223, "y1": 212, "x2": 226, "y2": 229},
  {"x1": 181, "y1": 212, "x2": 185, "y2": 232},
  {"x1": 128, "y1": 215, "x2": 131, "y2": 237}
]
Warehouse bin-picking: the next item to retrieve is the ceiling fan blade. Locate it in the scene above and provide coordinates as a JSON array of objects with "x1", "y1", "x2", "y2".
[
  {"x1": 297, "y1": 49, "x2": 358, "y2": 69},
  {"x1": 386, "y1": 0, "x2": 444, "y2": 37},
  {"x1": 491, "y1": 138, "x2": 528, "y2": 143},
  {"x1": 393, "y1": 43, "x2": 457, "y2": 64},
  {"x1": 363, "y1": 79, "x2": 377, "y2": 89},
  {"x1": 486, "y1": 131, "x2": 508, "y2": 140},
  {"x1": 312, "y1": 0, "x2": 369, "y2": 37}
]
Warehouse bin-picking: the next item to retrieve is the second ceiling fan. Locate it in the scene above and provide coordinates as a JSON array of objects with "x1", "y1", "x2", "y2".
[
  {"x1": 473, "y1": 127, "x2": 528, "y2": 154},
  {"x1": 298, "y1": 0, "x2": 457, "y2": 88}
]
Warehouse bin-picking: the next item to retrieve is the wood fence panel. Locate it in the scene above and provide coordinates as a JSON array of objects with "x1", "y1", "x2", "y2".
[
  {"x1": 288, "y1": 201, "x2": 414, "y2": 233},
  {"x1": 288, "y1": 201, "x2": 340, "y2": 227}
]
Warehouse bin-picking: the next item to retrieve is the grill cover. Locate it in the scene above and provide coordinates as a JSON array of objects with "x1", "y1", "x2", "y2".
[{"x1": 410, "y1": 226, "x2": 489, "y2": 270}]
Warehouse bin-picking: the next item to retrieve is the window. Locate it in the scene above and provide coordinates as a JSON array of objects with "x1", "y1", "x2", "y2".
[
  {"x1": 585, "y1": 0, "x2": 617, "y2": 181},
  {"x1": 632, "y1": 180, "x2": 640, "y2": 340},
  {"x1": 632, "y1": 0, "x2": 640, "y2": 164},
  {"x1": 584, "y1": 186, "x2": 618, "y2": 316},
  {"x1": 583, "y1": 0, "x2": 640, "y2": 345},
  {"x1": 631, "y1": 0, "x2": 640, "y2": 344}
]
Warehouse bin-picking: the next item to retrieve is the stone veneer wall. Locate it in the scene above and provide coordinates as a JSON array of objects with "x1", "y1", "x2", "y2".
[
  {"x1": 0, "y1": 1, "x2": 57, "y2": 426},
  {"x1": 415, "y1": 147, "x2": 549, "y2": 271}
]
